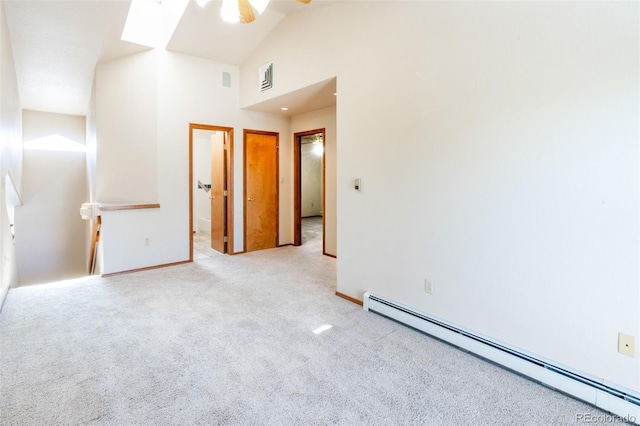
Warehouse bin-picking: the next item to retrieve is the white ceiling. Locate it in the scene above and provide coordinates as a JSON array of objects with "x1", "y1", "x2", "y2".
[
  {"x1": 246, "y1": 77, "x2": 337, "y2": 117},
  {"x1": 3, "y1": 0, "x2": 338, "y2": 117}
]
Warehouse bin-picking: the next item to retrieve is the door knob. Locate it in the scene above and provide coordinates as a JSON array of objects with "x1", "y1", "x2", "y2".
[{"x1": 247, "y1": 197, "x2": 255, "y2": 201}]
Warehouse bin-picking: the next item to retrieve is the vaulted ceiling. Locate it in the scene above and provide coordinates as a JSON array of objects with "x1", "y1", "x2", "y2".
[{"x1": 3, "y1": 0, "x2": 338, "y2": 117}]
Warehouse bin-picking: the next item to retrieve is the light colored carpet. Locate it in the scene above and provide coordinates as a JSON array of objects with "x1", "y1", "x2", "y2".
[
  {"x1": 301, "y1": 216, "x2": 322, "y2": 246},
  {"x1": 0, "y1": 220, "x2": 613, "y2": 425}
]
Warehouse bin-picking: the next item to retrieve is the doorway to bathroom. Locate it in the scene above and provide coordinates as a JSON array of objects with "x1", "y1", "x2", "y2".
[
  {"x1": 189, "y1": 123, "x2": 234, "y2": 258},
  {"x1": 293, "y1": 129, "x2": 325, "y2": 254}
]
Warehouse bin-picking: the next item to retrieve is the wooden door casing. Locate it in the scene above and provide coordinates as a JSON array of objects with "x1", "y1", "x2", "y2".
[
  {"x1": 188, "y1": 123, "x2": 234, "y2": 259},
  {"x1": 293, "y1": 129, "x2": 325, "y2": 249}
]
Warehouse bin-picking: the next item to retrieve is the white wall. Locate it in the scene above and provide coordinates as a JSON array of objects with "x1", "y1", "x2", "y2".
[
  {"x1": 22, "y1": 110, "x2": 86, "y2": 145},
  {"x1": 86, "y1": 79, "x2": 97, "y2": 203},
  {"x1": 95, "y1": 50, "x2": 176, "y2": 274},
  {"x1": 86, "y1": 79, "x2": 98, "y2": 272},
  {"x1": 291, "y1": 106, "x2": 337, "y2": 256},
  {"x1": 193, "y1": 130, "x2": 213, "y2": 232},
  {"x1": 240, "y1": 2, "x2": 640, "y2": 391},
  {"x1": 156, "y1": 50, "x2": 293, "y2": 253},
  {"x1": 15, "y1": 111, "x2": 88, "y2": 285},
  {"x1": 95, "y1": 50, "x2": 292, "y2": 273},
  {"x1": 96, "y1": 50, "x2": 158, "y2": 204},
  {"x1": 156, "y1": 50, "x2": 292, "y2": 257},
  {"x1": 0, "y1": 0, "x2": 22, "y2": 304},
  {"x1": 301, "y1": 142, "x2": 322, "y2": 217}
]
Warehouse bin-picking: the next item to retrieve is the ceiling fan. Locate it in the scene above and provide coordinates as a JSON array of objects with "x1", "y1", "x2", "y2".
[
  {"x1": 197, "y1": 0, "x2": 311, "y2": 24},
  {"x1": 238, "y1": 0, "x2": 311, "y2": 23}
]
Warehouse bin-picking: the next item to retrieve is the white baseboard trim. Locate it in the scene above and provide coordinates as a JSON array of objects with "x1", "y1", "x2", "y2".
[{"x1": 363, "y1": 292, "x2": 640, "y2": 423}]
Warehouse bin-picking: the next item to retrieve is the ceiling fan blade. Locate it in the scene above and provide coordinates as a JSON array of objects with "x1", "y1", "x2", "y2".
[
  {"x1": 238, "y1": 0, "x2": 255, "y2": 23},
  {"x1": 296, "y1": 0, "x2": 312, "y2": 3}
]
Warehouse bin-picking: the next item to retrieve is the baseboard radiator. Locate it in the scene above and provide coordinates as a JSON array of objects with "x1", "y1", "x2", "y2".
[{"x1": 363, "y1": 292, "x2": 640, "y2": 421}]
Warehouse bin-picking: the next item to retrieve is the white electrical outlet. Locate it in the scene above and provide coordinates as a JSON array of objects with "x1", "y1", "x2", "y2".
[
  {"x1": 424, "y1": 279, "x2": 433, "y2": 295},
  {"x1": 618, "y1": 333, "x2": 636, "y2": 357},
  {"x1": 144, "y1": 237, "x2": 151, "y2": 246}
]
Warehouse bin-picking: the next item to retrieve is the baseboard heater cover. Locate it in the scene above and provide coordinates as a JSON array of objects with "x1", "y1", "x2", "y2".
[{"x1": 363, "y1": 292, "x2": 640, "y2": 422}]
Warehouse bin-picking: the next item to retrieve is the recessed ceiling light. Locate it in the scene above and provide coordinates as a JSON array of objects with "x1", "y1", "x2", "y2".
[{"x1": 280, "y1": 107, "x2": 289, "y2": 111}]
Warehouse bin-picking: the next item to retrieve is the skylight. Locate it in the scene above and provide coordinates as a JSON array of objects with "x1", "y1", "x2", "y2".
[
  {"x1": 121, "y1": 0, "x2": 189, "y2": 49},
  {"x1": 121, "y1": 0, "x2": 163, "y2": 48}
]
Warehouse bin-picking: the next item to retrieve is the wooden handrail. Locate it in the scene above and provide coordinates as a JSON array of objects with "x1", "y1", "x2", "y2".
[
  {"x1": 97, "y1": 203, "x2": 160, "y2": 211},
  {"x1": 88, "y1": 216, "x2": 101, "y2": 274}
]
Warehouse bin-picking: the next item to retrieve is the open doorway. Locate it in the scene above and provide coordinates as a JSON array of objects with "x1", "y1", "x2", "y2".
[
  {"x1": 189, "y1": 123, "x2": 234, "y2": 259},
  {"x1": 294, "y1": 129, "x2": 325, "y2": 253}
]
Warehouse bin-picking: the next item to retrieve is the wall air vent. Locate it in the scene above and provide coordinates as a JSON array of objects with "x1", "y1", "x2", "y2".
[{"x1": 222, "y1": 71, "x2": 231, "y2": 88}]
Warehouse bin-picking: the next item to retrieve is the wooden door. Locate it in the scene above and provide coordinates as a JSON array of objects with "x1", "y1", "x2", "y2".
[
  {"x1": 210, "y1": 132, "x2": 226, "y2": 253},
  {"x1": 244, "y1": 130, "x2": 279, "y2": 252}
]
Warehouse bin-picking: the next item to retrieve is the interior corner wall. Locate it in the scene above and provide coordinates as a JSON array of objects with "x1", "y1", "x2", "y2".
[
  {"x1": 94, "y1": 50, "x2": 164, "y2": 274},
  {"x1": 154, "y1": 49, "x2": 245, "y2": 257},
  {"x1": 240, "y1": 2, "x2": 640, "y2": 391},
  {"x1": 86, "y1": 78, "x2": 98, "y2": 272},
  {"x1": 291, "y1": 106, "x2": 336, "y2": 256},
  {"x1": 0, "y1": 0, "x2": 22, "y2": 304},
  {"x1": 87, "y1": 79, "x2": 97, "y2": 203},
  {"x1": 15, "y1": 111, "x2": 88, "y2": 286},
  {"x1": 96, "y1": 49, "x2": 291, "y2": 274},
  {"x1": 155, "y1": 50, "x2": 291, "y2": 255}
]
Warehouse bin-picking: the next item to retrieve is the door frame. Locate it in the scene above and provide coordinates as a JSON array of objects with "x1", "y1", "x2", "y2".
[
  {"x1": 243, "y1": 129, "x2": 279, "y2": 252},
  {"x1": 188, "y1": 123, "x2": 235, "y2": 258},
  {"x1": 293, "y1": 128, "x2": 326, "y2": 253}
]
